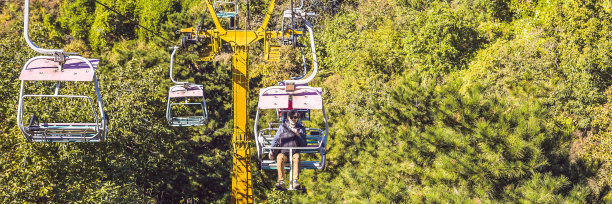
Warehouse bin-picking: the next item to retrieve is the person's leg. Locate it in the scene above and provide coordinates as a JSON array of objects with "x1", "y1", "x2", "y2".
[
  {"x1": 292, "y1": 153, "x2": 300, "y2": 181},
  {"x1": 276, "y1": 153, "x2": 287, "y2": 182}
]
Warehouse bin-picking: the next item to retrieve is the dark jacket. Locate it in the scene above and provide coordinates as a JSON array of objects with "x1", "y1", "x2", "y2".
[{"x1": 270, "y1": 121, "x2": 307, "y2": 155}]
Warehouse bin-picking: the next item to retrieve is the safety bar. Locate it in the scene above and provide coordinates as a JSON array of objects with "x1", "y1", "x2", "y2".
[
  {"x1": 165, "y1": 91, "x2": 208, "y2": 126},
  {"x1": 166, "y1": 103, "x2": 207, "y2": 120},
  {"x1": 262, "y1": 147, "x2": 325, "y2": 185},
  {"x1": 19, "y1": 94, "x2": 100, "y2": 136},
  {"x1": 17, "y1": 57, "x2": 107, "y2": 142}
]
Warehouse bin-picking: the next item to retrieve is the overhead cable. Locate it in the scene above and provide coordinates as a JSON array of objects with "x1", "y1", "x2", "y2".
[{"x1": 93, "y1": 0, "x2": 177, "y2": 46}]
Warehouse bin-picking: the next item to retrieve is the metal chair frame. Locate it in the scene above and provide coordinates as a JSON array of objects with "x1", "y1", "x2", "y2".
[
  {"x1": 165, "y1": 47, "x2": 208, "y2": 127},
  {"x1": 17, "y1": 57, "x2": 107, "y2": 142},
  {"x1": 17, "y1": 0, "x2": 107, "y2": 142},
  {"x1": 254, "y1": 86, "x2": 329, "y2": 190},
  {"x1": 166, "y1": 84, "x2": 208, "y2": 127}
]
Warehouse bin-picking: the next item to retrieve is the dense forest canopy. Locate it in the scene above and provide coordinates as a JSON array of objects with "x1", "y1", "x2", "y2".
[{"x1": 1, "y1": 0, "x2": 612, "y2": 203}]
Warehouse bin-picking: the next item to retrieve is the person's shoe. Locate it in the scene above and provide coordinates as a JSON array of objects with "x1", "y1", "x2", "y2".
[
  {"x1": 275, "y1": 180, "x2": 285, "y2": 189},
  {"x1": 292, "y1": 179, "x2": 301, "y2": 189},
  {"x1": 268, "y1": 151, "x2": 274, "y2": 160}
]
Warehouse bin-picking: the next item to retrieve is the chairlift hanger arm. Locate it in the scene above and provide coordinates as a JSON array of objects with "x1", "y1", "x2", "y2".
[
  {"x1": 23, "y1": 0, "x2": 65, "y2": 55},
  {"x1": 281, "y1": 20, "x2": 318, "y2": 85},
  {"x1": 168, "y1": 46, "x2": 189, "y2": 84}
]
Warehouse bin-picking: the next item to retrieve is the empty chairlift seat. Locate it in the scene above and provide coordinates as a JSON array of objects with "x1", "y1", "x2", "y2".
[
  {"x1": 213, "y1": 0, "x2": 239, "y2": 18},
  {"x1": 17, "y1": 57, "x2": 108, "y2": 142},
  {"x1": 166, "y1": 84, "x2": 208, "y2": 126}
]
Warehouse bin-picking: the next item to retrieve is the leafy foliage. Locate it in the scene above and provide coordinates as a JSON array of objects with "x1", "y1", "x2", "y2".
[{"x1": 1, "y1": 0, "x2": 612, "y2": 203}]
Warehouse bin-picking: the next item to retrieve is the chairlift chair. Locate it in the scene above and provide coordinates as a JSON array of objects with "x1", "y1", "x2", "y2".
[
  {"x1": 256, "y1": 13, "x2": 325, "y2": 190},
  {"x1": 254, "y1": 85, "x2": 329, "y2": 175},
  {"x1": 166, "y1": 47, "x2": 209, "y2": 127},
  {"x1": 17, "y1": 58, "x2": 108, "y2": 142},
  {"x1": 255, "y1": 48, "x2": 327, "y2": 190},
  {"x1": 213, "y1": 0, "x2": 239, "y2": 18},
  {"x1": 264, "y1": 9, "x2": 315, "y2": 62},
  {"x1": 17, "y1": 0, "x2": 107, "y2": 142}
]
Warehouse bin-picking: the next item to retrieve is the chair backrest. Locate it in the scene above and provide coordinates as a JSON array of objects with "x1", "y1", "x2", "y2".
[
  {"x1": 258, "y1": 86, "x2": 322, "y2": 110},
  {"x1": 168, "y1": 85, "x2": 204, "y2": 98},
  {"x1": 20, "y1": 58, "x2": 99, "y2": 81}
]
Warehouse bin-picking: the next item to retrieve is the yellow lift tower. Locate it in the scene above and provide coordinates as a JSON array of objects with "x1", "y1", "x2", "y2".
[{"x1": 179, "y1": 0, "x2": 300, "y2": 202}]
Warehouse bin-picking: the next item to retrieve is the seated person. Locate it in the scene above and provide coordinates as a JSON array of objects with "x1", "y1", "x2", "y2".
[{"x1": 268, "y1": 109, "x2": 307, "y2": 189}]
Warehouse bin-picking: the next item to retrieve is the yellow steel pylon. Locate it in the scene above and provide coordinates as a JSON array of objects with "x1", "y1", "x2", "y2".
[{"x1": 179, "y1": 0, "x2": 300, "y2": 202}]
